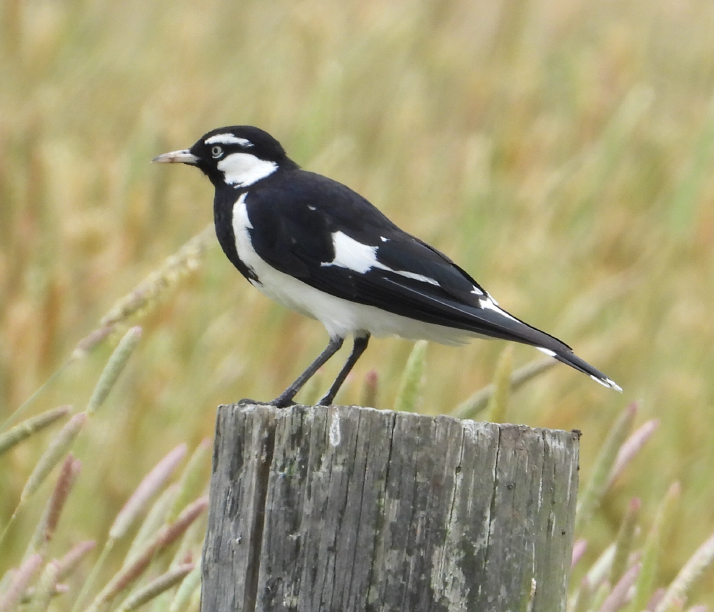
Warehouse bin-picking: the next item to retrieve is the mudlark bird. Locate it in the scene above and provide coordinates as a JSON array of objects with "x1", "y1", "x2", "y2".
[{"x1": 153, "y1": 126, "x2": 621, "y2": 406}]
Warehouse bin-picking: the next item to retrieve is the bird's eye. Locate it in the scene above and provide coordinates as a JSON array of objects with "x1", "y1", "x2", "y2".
[{"x1": 211, "y1": 146, "x2": 223, "y2": 158}]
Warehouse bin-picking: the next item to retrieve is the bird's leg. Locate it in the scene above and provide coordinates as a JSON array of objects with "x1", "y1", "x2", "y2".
[
  {"x1": 318, "y1": 334, "x2": 370, "y2": 406},
  {"x1": 239, "y1": 337, "x2": 345, "y2": 408}
]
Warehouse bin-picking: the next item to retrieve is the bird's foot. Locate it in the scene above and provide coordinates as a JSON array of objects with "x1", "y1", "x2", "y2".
[{"x1": 237, "y1": 397, "x2": 295, "y2": 408}]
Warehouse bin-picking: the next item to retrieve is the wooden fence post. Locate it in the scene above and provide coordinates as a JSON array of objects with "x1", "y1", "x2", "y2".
[{"x1": 201, "y1": 404, "x2": 579, "y2": 612}]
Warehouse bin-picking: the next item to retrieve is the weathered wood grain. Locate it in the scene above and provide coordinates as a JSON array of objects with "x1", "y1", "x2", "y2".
[{"x1": 202, "y1": 404, "x2": 579, "y2": 612}]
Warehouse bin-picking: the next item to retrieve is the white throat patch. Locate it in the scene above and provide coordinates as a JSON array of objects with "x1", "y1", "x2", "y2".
[{"x1": 217, "y1": 152, "x2": 278, "y2": 187}]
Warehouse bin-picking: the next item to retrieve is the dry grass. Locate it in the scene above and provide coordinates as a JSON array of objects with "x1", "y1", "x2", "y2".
[{"x1": 2, "y1": 0, "x2": 714, "y2": 607}]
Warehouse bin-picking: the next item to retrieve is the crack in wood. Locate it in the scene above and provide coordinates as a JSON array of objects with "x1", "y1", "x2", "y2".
[{"x1": 244, "y1": 418, "x2": 275, "y2": 612}]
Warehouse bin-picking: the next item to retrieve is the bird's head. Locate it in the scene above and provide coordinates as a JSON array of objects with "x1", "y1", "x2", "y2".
[{"x1": 153, "y1": 126, "x2": 295, "y2": 188}]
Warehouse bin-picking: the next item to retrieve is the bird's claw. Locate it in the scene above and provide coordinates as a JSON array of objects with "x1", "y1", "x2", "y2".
[{"x1": 237, "y1": 397, "x2": 295, "y2": 408}]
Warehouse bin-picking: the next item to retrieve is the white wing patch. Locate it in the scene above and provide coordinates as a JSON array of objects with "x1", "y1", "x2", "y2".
[
  {"x1": 217, "y1": 153, "x2": 277, "y2": 187},
  {"x1": 205, "y1": 134, "x2": 254, "y2": 147},
  {"x1": 322, "y1": 231, "x2": 440, "y2": 285},
  {"x1": 325, "y1": 231, "x2": 379, "y2": 274},
  {"x1": 537, "y1": 347, "x2": 556, "y2": 357}
]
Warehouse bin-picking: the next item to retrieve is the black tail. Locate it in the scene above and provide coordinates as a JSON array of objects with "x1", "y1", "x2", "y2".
[
  {"x1": 358, "y1": 274, "x2": 622, "y2": 391},
  {"x1": 456, "y1": 299, "x2": 622, "y2": 392},
  {"x1": 537, "y1": 346, "x2": 622, "y2": 391}
]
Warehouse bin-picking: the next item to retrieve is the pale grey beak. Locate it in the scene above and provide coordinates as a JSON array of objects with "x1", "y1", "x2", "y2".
[{"x1": 152, "y1": 149, "x2": 199, "y2": 164}]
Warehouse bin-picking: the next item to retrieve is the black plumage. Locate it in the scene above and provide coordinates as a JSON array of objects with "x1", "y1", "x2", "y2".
[{"x1": 154, "y1": 125, "x2": 621, "y2": 406}]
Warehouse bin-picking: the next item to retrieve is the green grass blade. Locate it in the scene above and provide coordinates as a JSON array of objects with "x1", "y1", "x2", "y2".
[
  {"x1": 111, "y1": 445, "x2": 188, "y2": 540},
  {"x1": 627, "y1": 482, "x2": 681, "y2": 612},
  {"x1": 86, "y1": 327, "x2": 142, "y2": 415},
  {"x1": 393, "y1": 340, "x2": 427, "y2": 412},
  {"x1": 655, "y1": 530, "x2": 714, "y2": 612},
  {"x1": 610, "y1": 498, "x2": 641, "y2": 587},
  {"x1": 0, "y1": 407, "x2": 71, "y2": 456},
  {"x1": 168, "y1": 562, "x2": 201, "y2": 612},
  {"x1": 167, "y1": 440, "x2": 210, "y2": 523},
  {"x1": 483, "y1": 345, "x2": 513, "y2": 423},
  {"x1": 453, "y1": 358, "x2": 556, "y2": 420},
  {"x1": 575, "y1": 403, "x2": 637, "y2": 532},
  {"x1": 116, "y1": 564, "x2": 194, "y2": 612}
]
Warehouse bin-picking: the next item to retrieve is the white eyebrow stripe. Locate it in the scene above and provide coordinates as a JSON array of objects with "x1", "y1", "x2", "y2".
[{"x1": 205, "y1": 134, "x2": 254, "y2": 147}]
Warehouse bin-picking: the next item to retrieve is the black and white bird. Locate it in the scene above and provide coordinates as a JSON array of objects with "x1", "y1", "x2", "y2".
[{"x1": 153, "y1": 126, "x2": 621, "y2": 406}]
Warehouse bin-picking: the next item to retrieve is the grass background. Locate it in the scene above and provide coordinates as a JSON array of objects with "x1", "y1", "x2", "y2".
[{"x1": 2, "y1": 0, "x2": 714, "y2": 605}]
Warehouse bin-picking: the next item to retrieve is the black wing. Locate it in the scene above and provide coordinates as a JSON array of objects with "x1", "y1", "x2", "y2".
[
  {"x1": 245, "y1": 172, "x2": 562, "y2": 343},
  {"x1": 245, "y1": 170, "x2": 619, "y2": 388}
]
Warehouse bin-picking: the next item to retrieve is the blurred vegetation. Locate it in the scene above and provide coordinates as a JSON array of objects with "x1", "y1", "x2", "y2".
[{"x1": 1, "y1": 0, "x2": 714, "y2": 607}]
